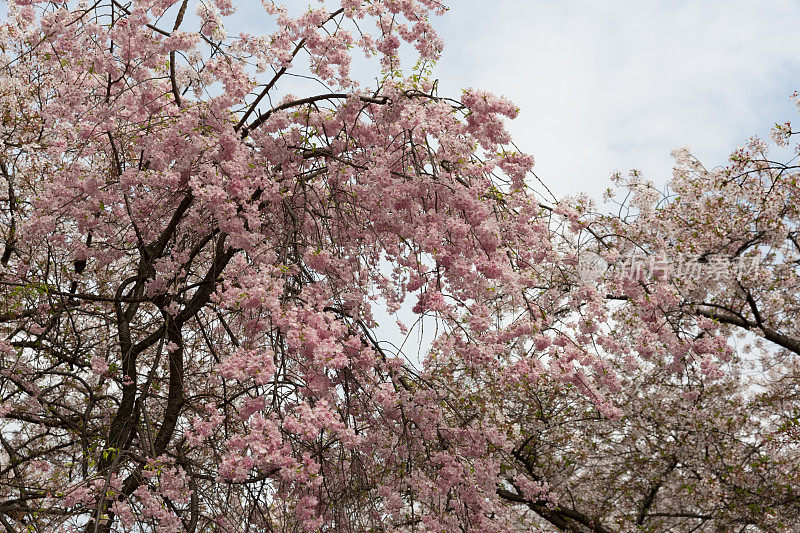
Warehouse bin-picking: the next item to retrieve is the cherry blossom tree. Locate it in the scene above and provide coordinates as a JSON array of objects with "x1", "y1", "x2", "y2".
[
  {"x1": 530, "y1": 121, "x2": 800, "y2": 531},
  {"x1": 1, "y1": 1, "x2": 799, "y2": 532},
  {"x1": 498, "y1": 335, "x2": 800, "y2": 531},
  {"x1": 0, "y1": 0, "x2": 578, "y2": 530}
]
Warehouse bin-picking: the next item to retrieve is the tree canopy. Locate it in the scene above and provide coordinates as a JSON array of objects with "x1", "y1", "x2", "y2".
[{"x1": 0, "y1": 1, "x2": 798, "y2": 532}]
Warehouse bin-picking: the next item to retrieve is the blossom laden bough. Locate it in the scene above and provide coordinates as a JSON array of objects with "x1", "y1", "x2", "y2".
[{"x1": 0, "y1": 0, "x2": 567, "y2": 530}]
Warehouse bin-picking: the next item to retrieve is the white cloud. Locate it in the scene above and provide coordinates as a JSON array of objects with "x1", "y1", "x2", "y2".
[{"x1": 433, "y1": 0, "x2": 800, "y2": 199}]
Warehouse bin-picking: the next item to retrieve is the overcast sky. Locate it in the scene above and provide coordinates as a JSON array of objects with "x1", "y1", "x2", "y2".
[{"x1": 428, "y1": 0, "x2": 800, "y2": 199}]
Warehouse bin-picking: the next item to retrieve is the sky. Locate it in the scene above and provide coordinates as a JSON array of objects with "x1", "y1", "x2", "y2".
[{"x1": 428, "y1": 0, "x2": 800, "y2": 199}]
